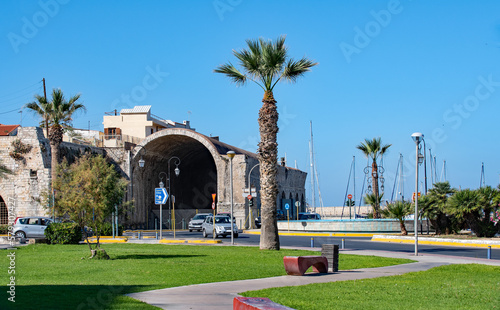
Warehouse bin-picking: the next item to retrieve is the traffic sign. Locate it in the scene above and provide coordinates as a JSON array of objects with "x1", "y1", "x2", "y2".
[
  {"x1": 295, "y1": 201, "x2": 301, "y2": 207},
  {"x1": 212, "y1": 202, "x2": 215, "y2": 210},
  {"x1": 247, "y1": 195, "x2": 252, "y2": 200},
  {"x1": 212, "y1": 193, "x2": 216, "y2": 202},
  {"x1": 284, "y1": 203, "x2": 290, "y2": 210},
  {"x1": 347, "y1": 194, "x2": 352, "y2": 200},
  {"x1": 155, "y1": 188, "x2": 168, "y2": 205}
]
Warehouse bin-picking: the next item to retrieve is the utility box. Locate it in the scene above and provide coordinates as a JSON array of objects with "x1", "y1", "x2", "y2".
[{"x1": 321, "y1": 244, "x2": 339, "y2": 272}]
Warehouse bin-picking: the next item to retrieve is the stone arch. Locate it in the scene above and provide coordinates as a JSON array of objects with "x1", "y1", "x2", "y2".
[{"x1": 129, "y1": 128, "x2": 234, "y2": 229}]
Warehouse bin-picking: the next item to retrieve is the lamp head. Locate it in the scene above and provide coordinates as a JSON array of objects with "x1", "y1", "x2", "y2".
[
  {"x1": 138, "y1": 157, "x2": 145, "y2": 168},
  {"x1": 227, "y1": 150, "x2": 236, "y2": 159},
  {"x1": 174, "y1": 167, "x2": 180, "y2": 177},
  {"x1": 411, "y1": 132, "x2": 424, "y2": 144}
]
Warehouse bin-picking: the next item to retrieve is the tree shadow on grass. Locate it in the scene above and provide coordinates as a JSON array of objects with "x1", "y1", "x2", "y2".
[
  {"x1": 112, "y1": 254, "x2": 205, "y2": 260},
  {"x1": 1, "y1": 285, "x2": 155, "y2": 310}
]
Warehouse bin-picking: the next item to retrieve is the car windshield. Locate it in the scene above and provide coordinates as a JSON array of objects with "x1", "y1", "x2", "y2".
[
  {"x1": 193, "y1": 214, "x2": 208, "y2": 220},
  {"x1": 215, "y1": 217, "x2": 230, "y2": 224}
]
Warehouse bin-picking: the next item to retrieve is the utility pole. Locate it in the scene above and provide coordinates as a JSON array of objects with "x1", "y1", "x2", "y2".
[{"x1": 43, "y1": 78, "x2": 48, "y2": 137}]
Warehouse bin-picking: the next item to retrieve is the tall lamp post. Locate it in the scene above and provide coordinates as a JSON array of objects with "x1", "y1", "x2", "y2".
[
  {"x1": 227, "y1": 151, "x2": 235, "y2": 245},
  {"x1": 158, "y1": 172, "x2": 167, "y2": 239},
  {"x1": 411, "y1": 132, "x2": 424, "y2": 256},
  {"x1": 168, "y1": 156, "x2": 181, "y2": 236}
]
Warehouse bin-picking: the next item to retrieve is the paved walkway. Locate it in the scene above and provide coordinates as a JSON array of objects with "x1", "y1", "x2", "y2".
[{"x1": 127, "y1": 248, "x2": 500, "y2": 310}]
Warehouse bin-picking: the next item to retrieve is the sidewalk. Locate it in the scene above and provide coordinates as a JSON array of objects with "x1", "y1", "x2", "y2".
[{"x1": 127, "y1": 248, "x2": 500, "y2": 310}]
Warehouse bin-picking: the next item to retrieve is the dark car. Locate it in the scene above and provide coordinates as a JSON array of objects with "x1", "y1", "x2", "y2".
[{"x1": 298, "y1": 212, "x2": 321, "y2": 220}]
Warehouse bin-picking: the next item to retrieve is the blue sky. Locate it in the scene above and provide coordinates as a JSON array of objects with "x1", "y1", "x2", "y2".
[{"x1": 1, "y1": 0, "x2": 500, "y2": 207}]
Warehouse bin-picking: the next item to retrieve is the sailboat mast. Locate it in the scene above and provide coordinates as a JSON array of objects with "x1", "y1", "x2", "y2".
[{"x1": 309, "y1": 121, "x2": 316, "y2": 212}]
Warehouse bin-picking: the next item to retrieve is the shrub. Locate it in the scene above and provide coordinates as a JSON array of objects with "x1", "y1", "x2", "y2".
[
  {"x1": 99, "y1": 222, "x2": 124, "y2": 236},
  {"x1": 45, "y1": 223, "x2": 82, "y2": 244},
  {"x1": 0, "y1": 225, "x2": 8, "y2": 234}
]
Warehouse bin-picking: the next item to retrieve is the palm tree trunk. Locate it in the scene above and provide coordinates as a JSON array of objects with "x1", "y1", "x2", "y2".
[
  {"x1": 399, "y1": 220, "x2": 408, "y2": 235},
  {"x1": 49, "y1": 126, "x2": 63, "y2": 194},
  {"x1": 258, "y1": 91, "x2": 280, "y2": 250},
  {"x1": 372, "y1": 161, "x2": 380, "y2": 219}
]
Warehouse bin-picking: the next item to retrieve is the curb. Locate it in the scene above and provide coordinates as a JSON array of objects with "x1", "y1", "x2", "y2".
[
  {"x1": 371, "y1": 235, "x2": 500, "y2": 248},
  {"x1": 159, "y1": 239, "x2": 221, "y2": 244},
  {"x1": 243, "y1": 230, "x2": 378, "y2": 237}
]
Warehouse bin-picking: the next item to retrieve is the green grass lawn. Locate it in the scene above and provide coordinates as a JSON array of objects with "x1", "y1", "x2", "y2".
[
  {"x1": 0, "y1": 243, "x2": 412, "y2": 310},
  {"x1": 241, "y1": 264, "x2": 500, "y2": 310}
]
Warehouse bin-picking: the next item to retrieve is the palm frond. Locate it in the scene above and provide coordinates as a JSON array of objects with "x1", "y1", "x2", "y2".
[
  {"x1": 280, "y1": 57, "x2": 318, "y2": 83},
  {"x1": 214, "y1": 63, "x2": 248, "y2": 86}
]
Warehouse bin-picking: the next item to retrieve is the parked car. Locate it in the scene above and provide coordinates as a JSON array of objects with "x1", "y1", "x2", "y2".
[
  {"x1": 276, "y1": 210, "x2": 286, "y2": 220},
  {"x1": 298, "y1": 212, "x2": 321, "y2": 220},
  {"x1": 216, "y1": 212, "x2": 236, "y2": 222},
  {"x1": 254, "y1": 216, "x2": 261, "y2": 228},
  {"x1": 13, "y1": 216, "x2": 54, "y2": 238},
  {"x1": 188, "y1": 213, "x2": 211, "y2": 232},
  {"x1": 202, "y1": 215, "x2": 238, "y2": 238}
]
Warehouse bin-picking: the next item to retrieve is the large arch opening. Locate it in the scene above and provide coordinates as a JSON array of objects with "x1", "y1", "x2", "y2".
[{"x1": 130, "y1": 130, "x2": 219, "y2": 229}]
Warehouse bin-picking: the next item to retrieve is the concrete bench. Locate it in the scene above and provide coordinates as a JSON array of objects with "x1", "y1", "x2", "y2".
[
  {"x1": 283, "y1": 256, "x2": 328, "y2": 276},
  {"x1": 233, "y1": 297, "x2": 295, "y2": 310}
]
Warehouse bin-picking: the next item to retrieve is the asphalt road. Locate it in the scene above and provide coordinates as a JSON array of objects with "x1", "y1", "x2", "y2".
[{"x1": 151, "y1": 230, "x2": 500, "y2": 260}]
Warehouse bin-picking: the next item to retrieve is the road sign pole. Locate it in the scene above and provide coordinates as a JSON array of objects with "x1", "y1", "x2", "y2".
[{"x1": 160, "y1": 203, "x2": 162, "y2": 240}]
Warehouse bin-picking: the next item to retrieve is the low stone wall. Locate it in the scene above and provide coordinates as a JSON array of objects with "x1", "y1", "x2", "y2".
[{"x1": 277, "y1": 219, "x2": 432, "y2": 233}]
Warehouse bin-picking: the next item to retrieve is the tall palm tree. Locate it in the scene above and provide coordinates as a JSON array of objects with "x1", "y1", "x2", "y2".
[
  {"x1": 215, "y1": 36, "x2": 317, "y2": 250},
  {"x1": 357, "y1": 137, "x2": 391, "y2": 218},
  {"x1": 25, "y1": 88, "x2": 85, "y2": 186}
]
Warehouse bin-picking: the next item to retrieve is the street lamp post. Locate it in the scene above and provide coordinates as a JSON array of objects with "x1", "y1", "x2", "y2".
[
  {"x1": 158, "y1": 172, "x2": 167, "y2": 239},
  {"x1": 411, "y1": 132, "x2": 424, "y2": 256},
  {"x1": 168, "y1": 156, "x2": 181, "y2": 237},
  {"x1": 227, "y1": 151, "x2": 236, "y2": 245}
]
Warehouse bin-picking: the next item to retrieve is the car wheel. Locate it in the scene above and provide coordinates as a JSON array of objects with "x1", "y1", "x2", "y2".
[
  {"x1": 15, "y1": 231, "x2": 26, "y2": 239},
  {"x1": 203, "y1": 229, "x2": 208, "y2": 238},
  {"x1": 189, "y1": 229, "x2": 192, "y2": 232},
  {"x1": 234, "y1": 233, "x2": 239, "y2": 238}
]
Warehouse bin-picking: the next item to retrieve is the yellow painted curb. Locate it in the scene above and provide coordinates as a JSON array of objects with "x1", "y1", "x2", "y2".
[
  {"x1": 187, "y1": 240, "x2": 222, "y2": 244},
  {"x1": 159, "y1": 239, "x2": 186, "y2": 244},
  {"x1": 88, "y1": 238, "x2": 128, "y2": 243},
  {"x1": 98, "y1": 236, "x2": 127, "y2": 239},
  {"x1": 244, "y1": 230, "x2": 378, "y2": 237},
  {"x1": 372, "y1": 237, "x2": 500, "y2": 249}
]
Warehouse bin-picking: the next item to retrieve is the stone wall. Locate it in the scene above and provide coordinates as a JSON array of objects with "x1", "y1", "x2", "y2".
[{"x1": 0, "y1": 127, "x2": 104, "y2": 221}]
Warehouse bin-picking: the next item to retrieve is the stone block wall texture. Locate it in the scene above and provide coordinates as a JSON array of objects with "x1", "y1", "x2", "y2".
[{"x1": 0, "y1": 127, "x2": 103, "y2": 221}]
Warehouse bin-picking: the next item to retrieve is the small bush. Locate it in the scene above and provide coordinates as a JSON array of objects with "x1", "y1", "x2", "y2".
[
  {"x1": 45, "y1": 223, "x2": 82, "y2": 244},
  {"x1": 0, "y1": 225, "x2": 8, "y2": 234},
  {"x1": 99, "y1": 222, "x2": 124, "y2": 236}
]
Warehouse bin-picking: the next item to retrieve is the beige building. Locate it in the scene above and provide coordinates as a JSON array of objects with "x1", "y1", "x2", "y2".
[{"x1": 102, "y1": 105, "x2": 193, "y2": 147}]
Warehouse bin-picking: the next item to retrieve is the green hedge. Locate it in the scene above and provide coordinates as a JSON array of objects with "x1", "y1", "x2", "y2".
[
  {"x1": 99, "y1": 222, "x2": 124, "y2": 236},
  {"x1": 45, "y1": 223, "x2": 82, "y2": 244}
]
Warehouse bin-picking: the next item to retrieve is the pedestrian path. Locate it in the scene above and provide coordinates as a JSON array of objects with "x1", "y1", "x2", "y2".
[{"x1": 127, "y1": 248, "x2": 500, "y2": 310}]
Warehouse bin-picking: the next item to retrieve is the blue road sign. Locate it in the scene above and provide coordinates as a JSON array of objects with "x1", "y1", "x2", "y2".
[
  {"x1": 284, "y1": 203, "x2": 290, "y2": 210},
  {"x1": 155, "y1": 187, "x2": 168, "y2": 205}
]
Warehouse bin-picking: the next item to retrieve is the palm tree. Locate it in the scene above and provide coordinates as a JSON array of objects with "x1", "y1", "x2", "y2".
[
  {"x1": 215, "y1": 36, "x2": 317, "y2": 250},
  {"x1": 364, "y1": 192, "x2": 383, "y2": 219},
  {"x1": 382, "y1": 201, "x2": 411, "y2": 235},
  {"x1": 25, "y1": 88, "x2": 85, "y2": 186},
  {"x1": 357, "y1": 137, "x2": 391, "y2": 218},
  {"x1": 426, "y1": 181, "x2": 456, "y2": 234}
]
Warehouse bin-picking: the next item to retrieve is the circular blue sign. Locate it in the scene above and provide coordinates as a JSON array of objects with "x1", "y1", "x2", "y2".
[{"x1": 284, "y1": 203, "x2": 290, "y2": 210}]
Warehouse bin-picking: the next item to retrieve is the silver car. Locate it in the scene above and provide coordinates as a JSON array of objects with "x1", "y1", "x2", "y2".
[
  {"x1": 202, "y1": 215, "x2": 238, "y2": 238},
  {"x1": 188, "y1": 213, "x2": 211, "y2": 232},
  {"x1": 13, "y1": 216, "x2": 54, "y2": 238}
]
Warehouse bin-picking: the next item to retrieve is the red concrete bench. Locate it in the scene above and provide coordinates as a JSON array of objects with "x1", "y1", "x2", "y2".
[
  {"x1": 233, "y1": 297, "x2": 295, "y2": 310},
  {"x1": 283, "y1": 256, "x2": 328, "y2": 276}
]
